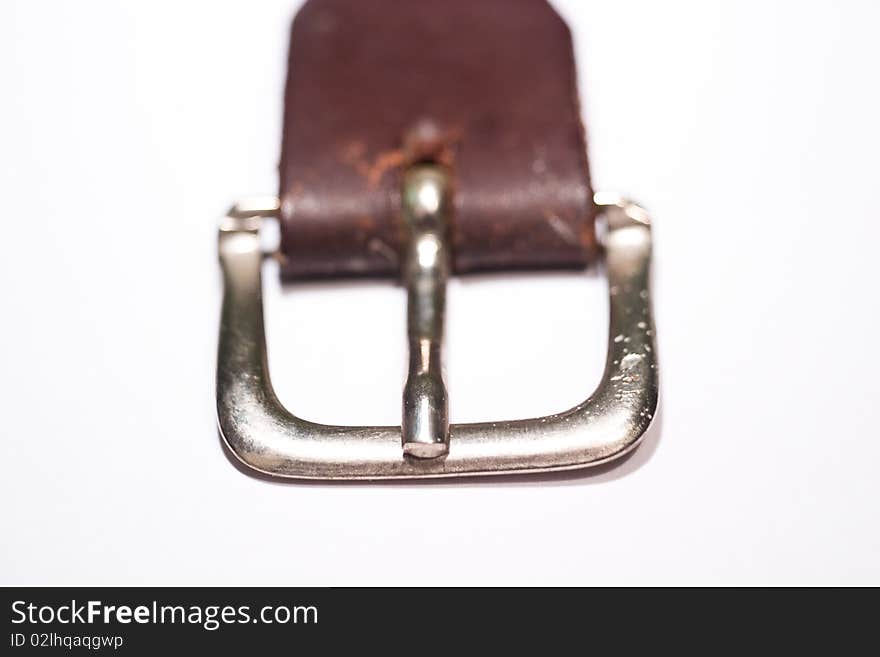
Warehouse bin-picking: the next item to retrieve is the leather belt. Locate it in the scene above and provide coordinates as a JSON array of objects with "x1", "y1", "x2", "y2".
[
  {"x1": 278, "y1": 0, "x2": 597, "y2": 278},
  {"x1": 215, "y1": 0, "x2": 659, "y2": 480}
]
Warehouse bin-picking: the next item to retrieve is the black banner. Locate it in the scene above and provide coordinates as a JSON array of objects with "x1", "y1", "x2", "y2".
[{"x1": 1, "y1": 587, "x2": 870, "y2": 653}]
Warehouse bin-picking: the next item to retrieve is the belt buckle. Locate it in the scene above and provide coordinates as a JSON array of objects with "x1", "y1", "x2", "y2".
[{"x1": 216, "y1": 170, "x2": 658, "y2": 480}]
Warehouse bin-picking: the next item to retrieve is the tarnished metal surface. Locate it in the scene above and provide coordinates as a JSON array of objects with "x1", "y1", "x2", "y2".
[{"x1": 216, "y1": 193, "x2": 658, "y2": 479}]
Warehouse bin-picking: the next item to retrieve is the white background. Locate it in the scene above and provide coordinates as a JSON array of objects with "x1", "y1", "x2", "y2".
[{"x1": 2, "y1": 0, "x2": 878, "y2": 585}]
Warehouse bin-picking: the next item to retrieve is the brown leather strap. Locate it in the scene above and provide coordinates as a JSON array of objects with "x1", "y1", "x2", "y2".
[{"x1": 279, "y1": 0, "x2": 596, "y2": 279}]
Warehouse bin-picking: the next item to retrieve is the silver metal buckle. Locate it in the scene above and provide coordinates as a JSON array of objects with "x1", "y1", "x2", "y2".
[{"x1": 217, "y1": 166, "x2": 658, "y2": 479}]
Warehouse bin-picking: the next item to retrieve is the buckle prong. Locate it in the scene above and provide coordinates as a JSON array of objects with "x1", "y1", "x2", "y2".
[{"x1": 401, "y1": 166, "x2": 452, "y2": 459}]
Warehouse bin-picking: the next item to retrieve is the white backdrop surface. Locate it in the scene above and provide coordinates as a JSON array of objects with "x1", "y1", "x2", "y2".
[{"x1": 1, "y1": 0, "x2": 878, "y2": 585}]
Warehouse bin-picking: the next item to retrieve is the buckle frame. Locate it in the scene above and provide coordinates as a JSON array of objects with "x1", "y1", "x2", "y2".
[{"x1": 216, "y1": 184, "x2": 658, "y2": 480}]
